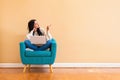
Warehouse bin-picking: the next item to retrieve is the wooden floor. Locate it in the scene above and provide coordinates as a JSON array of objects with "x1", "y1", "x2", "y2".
[{"x1": 0, "y1": 67, "x2": 120, "y2": 80}]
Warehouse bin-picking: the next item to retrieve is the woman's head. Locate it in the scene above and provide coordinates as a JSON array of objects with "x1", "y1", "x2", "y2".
[{"x1": 28, "y1": 19, "x2": 39, "y2": 32}]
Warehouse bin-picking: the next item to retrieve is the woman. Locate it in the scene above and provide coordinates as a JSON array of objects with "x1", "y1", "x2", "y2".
[{"x1": 24, "y1": 19, "x2": 53, "y2": 51}]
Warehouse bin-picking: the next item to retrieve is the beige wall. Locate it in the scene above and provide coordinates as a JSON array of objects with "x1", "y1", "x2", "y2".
[{"x1": 1, "y1": 0, "x2": 120, "y2": 63}]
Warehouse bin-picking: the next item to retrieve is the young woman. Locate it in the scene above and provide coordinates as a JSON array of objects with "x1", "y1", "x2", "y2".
[{"x1": 24, "y1": 19, "x2": 53, "y2": 51}]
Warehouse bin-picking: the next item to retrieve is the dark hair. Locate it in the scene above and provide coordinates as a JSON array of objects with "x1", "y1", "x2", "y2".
[
  {"x1": 28, "y1": 19, "x2": 36, "y2": 33},
  {"x1": 28, "y1": 19, "x2": 43, "y2": 36},
  {"x1": 35, "y1": 28, "x2": 43, "y2": 36}
]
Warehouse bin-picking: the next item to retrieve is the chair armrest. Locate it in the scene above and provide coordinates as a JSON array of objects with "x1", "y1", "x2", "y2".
[
  {"x1": 19, "y1": 42, "x2": 26, "y2": 59},
  {"x1": 50, "y1": 39, "x2": 57, "y2": 57}
]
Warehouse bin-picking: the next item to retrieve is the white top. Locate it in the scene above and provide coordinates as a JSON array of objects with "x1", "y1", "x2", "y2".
[{"x1": 26, "y1": 27, "x2": 52, "y2": 41}]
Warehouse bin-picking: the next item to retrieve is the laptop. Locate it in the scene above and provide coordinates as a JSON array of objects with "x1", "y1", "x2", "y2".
[{"x1": 30, "y1": 36, "x2": 47, "y2": 44}]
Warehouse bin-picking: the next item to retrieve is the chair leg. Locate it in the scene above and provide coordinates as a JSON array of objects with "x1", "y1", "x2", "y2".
[
  {"x1": 28, "y1": 64, "x2": 31, "y2": 71},
  {"x1": 23, "y1": 65, "x2": 27, "y2": 73},
  {"x1": 49, "y1": 64, "x2": 53, "y2": 73}
]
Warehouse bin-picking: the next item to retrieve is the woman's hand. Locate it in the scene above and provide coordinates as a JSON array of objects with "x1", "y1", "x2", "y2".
[
  {"x1": 46, "y1": 24, "x2": 51, "y2": 32},
  {"x1": 33, "y1": 28, "x2": 37, "y2": 31}
]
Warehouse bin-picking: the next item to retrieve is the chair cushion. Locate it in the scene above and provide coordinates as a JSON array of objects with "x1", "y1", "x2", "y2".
[
  {"x1": 25, "y1": 50, "x2": 51, "y2": 57},
  {"x1": 26, "y1": 48, "x2": 34, "y2": 51}
]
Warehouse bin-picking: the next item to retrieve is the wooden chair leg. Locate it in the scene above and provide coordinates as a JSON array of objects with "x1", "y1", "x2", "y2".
[
  {"x1": 28, "y1": 64, "x2": 31, "y2": 71},
  {"x1": 23, "y1": 65, "x2": 27, "y2": 73},
  {"x1": 49, "y1": 64, "x2": 53, "y2": 73}
]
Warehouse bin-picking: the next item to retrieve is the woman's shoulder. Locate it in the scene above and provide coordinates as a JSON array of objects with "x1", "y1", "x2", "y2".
[
  {"x1": 39, "y1": 27, "x2": 45, "y2": 32},
  {"x1": 40, "y1": 27, "x2": 45, "y2": 30}
]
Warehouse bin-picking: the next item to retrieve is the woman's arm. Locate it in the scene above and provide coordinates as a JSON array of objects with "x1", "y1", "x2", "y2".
[
  {"x1": 40, "y1": 27, "x2": 53, "y2": 40},
  {"x1": 46, "y1": 31, "x2": 52, "y2": 40},
  {"x1": 26, "y1": 30, "x2": 34, "y2": 39},
  {"x1": 46, "y1": 24, "x2": 52, "y2": 39}
]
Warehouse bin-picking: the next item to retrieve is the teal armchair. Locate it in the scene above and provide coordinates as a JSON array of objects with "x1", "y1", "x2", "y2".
[{"x1": 19, "y1": 39, "x2": 57, "y2": 72}]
